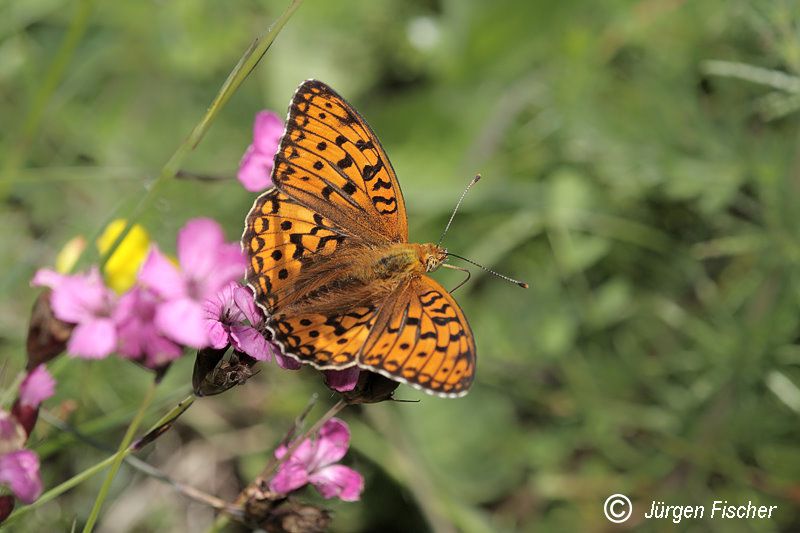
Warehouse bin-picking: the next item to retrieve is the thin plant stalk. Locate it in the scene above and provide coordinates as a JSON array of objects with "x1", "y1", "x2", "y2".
[
  {"x1": 0, "y1": 371, "x2": 26, "y2": 408},
  {"x1": 81, "y1": 379, "x2": 159, "y2": 532},
  {"x1": 41, "y1": 409, "x2": 235, "y2": 515},
  {"x1": 4, "y1": 394, "x2": 196, "y2": 526},
  {"x1": 0, "y1": 0, "x2": 96, "y2": 199},
  {"x1": 97, "y1": 0, "x2": 305, "y2": 270}
]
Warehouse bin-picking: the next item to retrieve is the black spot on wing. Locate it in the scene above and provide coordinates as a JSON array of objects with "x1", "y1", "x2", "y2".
[
  {"x1": 371, "y1": 195, "x2": 398, "y2": 214},
  {"x1": 337, "y1": 154, "x2": 353, "y2": 169},
  {"x1": 371, "y1": 178, "x2": 393, "y2": 191}
]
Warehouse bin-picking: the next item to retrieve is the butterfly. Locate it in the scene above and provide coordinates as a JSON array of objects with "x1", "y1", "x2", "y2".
[{"x1": 242, "y1": 80, "x2": 476, "y2": 398}]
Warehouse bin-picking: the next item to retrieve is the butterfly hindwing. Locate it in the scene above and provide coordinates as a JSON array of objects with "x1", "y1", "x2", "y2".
[
  {"x1": 243, "y1": 188, "x2": 349, "y2": 313},
  {"x1": 270, "y1": 306, "x2": 378, "y2": 368},
  {"x1": 359, "y1": 276, "x2": 476, "y2": 397},
  {"x1": 273, "y1": 80, "x2": 408, "y2": 245}
]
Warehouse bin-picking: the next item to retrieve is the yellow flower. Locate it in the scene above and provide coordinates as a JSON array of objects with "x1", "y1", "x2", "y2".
[
  {"x1": 96, "y1": 219, "x2": 151, "y2": 293},
  {"x1": 55, "y1": 236, "x2": 87, "y2": 274}
]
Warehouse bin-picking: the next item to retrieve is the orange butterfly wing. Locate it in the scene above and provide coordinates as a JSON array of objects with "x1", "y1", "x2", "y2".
[
  {"x1": 243, "y1": 188, "x2": 349, "y2": 313},
  {"x1": 359, "y1": 276, "x2": 476, "y2": 397},
  {"x1": 273, "y1": 79, "x2": 408, "y2": 244},
  {"x1": 244, "y1": 188, "x2": 377, "y2": 369}
]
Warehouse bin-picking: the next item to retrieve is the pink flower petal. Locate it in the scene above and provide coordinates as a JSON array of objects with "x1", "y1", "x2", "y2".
[
  {"x1": 204, "y1": 243, "x2": 246, "y2": 295},
  {"x1": 18, "y1": 366, "x2": 55, "y2": 408},
  {"x1": 252, "y1": 111, "x2": 284, "y2": 154},
  {"x1": 177, "y1": 218, "x2": 225, "y2": 282},
  {"x1": 112, "y1": 287, "x2": 139, "y2": 324},
  {"x1": 202, "y1": 282, "x2": 243, "y2": 349},
  {"x1": 205, "y1": 321, "x2": 230, "y2": 350},
  {"x1": 155, "y1": 298, "x2": 208, "y2": 348},
  {"x1": 276, "y1": 438, "x2": 316, "y2": 468},
  {"x1": 309, "y1": 464, "x2": 364, "y2": 501},
  {"x1": 213, "y1": 282, "x2": 246, "y2": 321},
  {"x1": 0, "y1": 413, "x2": 19, "y2": 442},
  {"x1": 313, "y1": 419, "x2": 350, "y2": 467},
  {"x1": 237, "y1": 146, "x2": 274, "y2": 192},
  {"x1": 49, "y1": 268, "x2": 111, "y2": 324},
  {"x1": 143, "y1": 334, "x2": 184, "y2": 367},
  {"x1": 138, "y1": 246, "x2": 185, "y2": 300},
  {"x1": 274, "y1": 443, "x2": 289, "y2": 460},
  {"x1": 269, "y1": 460, "x2": 309, "y2": 495},
  {"x1": 232, "y1": 283, "x2": 262, "y2": 326},
  {"x1": 324, "y1": 367, "x2": 361, "y2": 393},
  {"x1": 230, "y1": 325, "x2": 272, "y2": 361},
  {"x1": 268, "y1": 418, "x2": 362, "y2": 502},
  {"x1": 30, "y1": 269, "x2": 65, "y2": 289},
  {"x1": 67, "y1": 318, "x2": 116, "y2": 359},
  {"x1": 114, "y1": 287, "x2": 183, "y2": 367},
  {"x1": 0, "y1": 450, "x2": 42, "y2": 504}
]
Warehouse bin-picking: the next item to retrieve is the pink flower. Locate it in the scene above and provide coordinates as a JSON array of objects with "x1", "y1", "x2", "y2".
[
  {"x1": 238, "y1": 111, "x2": 284, "y2": 192},
  {"x1": 270, "y1": 418, "x2": 364, "y2": 502},
  {"x1": 12, "y1": 364, "x2": 56, "y2": 439},
  {"x1": 323, "y1": 368, "x2": 360, "y2": 392},
  {"x1": 0, "y1": 450, "x2": 42, "y2": 504},
  {"x1": 203, "y1": 282, "x2": 300, "y2": 368},
  {"x1": 114, "y1": 287, "x2": 183, "y2": 368},
  {"x1": 31, "y1": 268, "x2": 117, "y2": 359},
  {"x1": 18, "y1": 366, "x2": 55, "y2": 408},
  {"x1": 138, "y1": 218, "x2": 246, "y2": 349}
]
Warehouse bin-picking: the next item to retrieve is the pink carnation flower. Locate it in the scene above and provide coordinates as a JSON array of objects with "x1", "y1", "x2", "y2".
[
  {"x1": 31, "y1": 268, "x2": 117, "y2": 359},
  {"x1": 270, "y1": 418, "x2": 364, "y2": 502},
  {"x1": 114, "y1": 287, "x2": 183, "y2": 368},
  {"x1": 237, "y1": 111, "x2": 283, "y2": 192},
  {"x1": 0, "y1": 450, "x2": 42, "y2": 504},
  {"x1": 138, "y1": 218, "x2": 246, "y2": 349},
  {"x1": 203, "y1": 282, "x2": 300, "y2": 369},
  {"x1": 0, "y1": 412, "x2": 42, "y2": 505},
  {"x1": 18, "y1": 366, "x2": 55, "y2": 408}
]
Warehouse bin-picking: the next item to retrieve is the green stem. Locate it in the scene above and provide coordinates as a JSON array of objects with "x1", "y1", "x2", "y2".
[
  {"x1": 81, "y1": 379, "x2": 159, "y2": 532},
  {"x1": 4, "y1": 394, "x2": 195, "y2": 527},
  {"x1": 0, "y1": 371, "x2": 26, "y2": 408},
  {"x1": 97, "y1": 0, "x2": 305, "y2": 270},
  {"x1": 0, "y1": 0, "x2": 96, "y2": 198},
  {"x1": 8, "y1": 452, "x2": 118, "y2": 525}
]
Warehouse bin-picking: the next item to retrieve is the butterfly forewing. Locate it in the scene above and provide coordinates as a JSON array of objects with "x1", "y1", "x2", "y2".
[
  {"x1": 274, "y1": 80, "x2": 408, "y2": 244},
  {"x1": 359, "y1": 276, "x2": 476, "y2": 397},
  {"x1": 243, "y1": 188, "x2": 349, "y2": 313}
]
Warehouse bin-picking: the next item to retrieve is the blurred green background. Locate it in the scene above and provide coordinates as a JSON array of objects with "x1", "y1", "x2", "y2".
[{"x1": 2, "y1": 0, "x2": 800, "y2": 531}]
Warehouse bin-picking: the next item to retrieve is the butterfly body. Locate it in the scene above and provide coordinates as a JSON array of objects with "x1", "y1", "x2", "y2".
[
  {"x1": 272, "y1": 242, "x2": 444, "y2": 321},
  {"x1": 244, "y1": 80, "x2": 476, "y2": 397}
]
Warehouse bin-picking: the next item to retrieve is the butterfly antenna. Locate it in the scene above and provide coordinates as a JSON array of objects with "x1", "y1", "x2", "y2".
[
  {"x1": 446, "y1": 252, "x2": 529, "y2": 289},
  {"x1": 437, "y1": 174, "x2": 481, "y2": 247}
]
